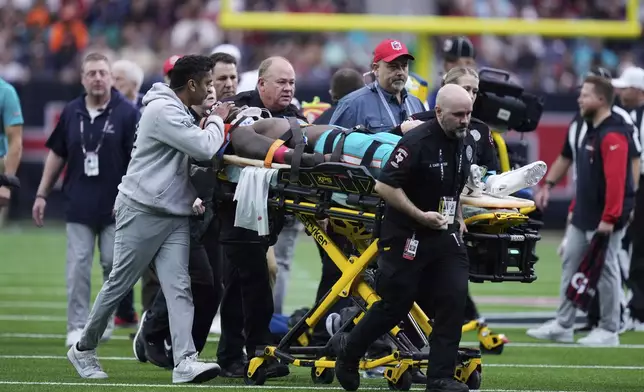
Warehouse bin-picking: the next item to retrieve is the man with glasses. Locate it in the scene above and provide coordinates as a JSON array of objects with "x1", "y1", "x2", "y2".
[{"x1": 329, "y1": 39, "x2": 425, "y2": 132}]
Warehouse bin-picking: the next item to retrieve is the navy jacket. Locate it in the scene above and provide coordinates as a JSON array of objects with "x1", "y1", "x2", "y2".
[
  {"x1": 571, "y1": 113, "x2": 636, "y2": 231},
  {"x1": 45, "y1": 88, "x2": 140, "y2": 229}
]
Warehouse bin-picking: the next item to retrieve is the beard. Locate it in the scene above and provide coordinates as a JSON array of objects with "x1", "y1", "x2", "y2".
[
  {"x1": 580, "y1": 107, "x2": 597, "y2": 121},
  {"x1": 451, "y1": 126, "x2": 468, "y2": 139}
]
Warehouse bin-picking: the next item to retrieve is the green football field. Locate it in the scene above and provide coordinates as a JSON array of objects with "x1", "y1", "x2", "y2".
[{"x1": 1, "y1": 225, "x2": 643, "y2": 391}]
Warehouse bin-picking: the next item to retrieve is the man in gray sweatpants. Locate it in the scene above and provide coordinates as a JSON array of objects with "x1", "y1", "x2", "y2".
[
  {"x1": 527, "y1": 75, "x2": 637, "y2": 347},
  {"x1": 67, "y1": 55, "x2": 232, "y2": 384}
]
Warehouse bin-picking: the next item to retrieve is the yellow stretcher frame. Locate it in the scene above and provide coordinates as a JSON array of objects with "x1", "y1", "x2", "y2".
[
  {"x1": 220, "y1": 156, "x2": 536, "y2": 388},
  {"x1": 244, "y1": 206, "x2": 482, "y2": 390}
]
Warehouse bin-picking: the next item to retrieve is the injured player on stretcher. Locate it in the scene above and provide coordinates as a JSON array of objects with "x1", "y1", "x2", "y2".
[{"x1": 219, "y1": 111, "x2": 546, "y2": 199}]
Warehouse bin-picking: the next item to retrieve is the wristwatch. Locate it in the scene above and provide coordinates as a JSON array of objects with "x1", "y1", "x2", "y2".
[{"x1": 545, "y1": 180, "x2": 556, "y2": 189}]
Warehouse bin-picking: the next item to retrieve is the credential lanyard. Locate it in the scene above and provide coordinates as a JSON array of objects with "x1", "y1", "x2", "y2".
[
  {"x1": 79, "y1": 109, "x2": 112, "y2": 155},
  {"x1": 438, "y1": 145, "x2": 463, "y2": 197},
  {"x1": 375, "y1": 83, "x2": 413, "y2": 128}
]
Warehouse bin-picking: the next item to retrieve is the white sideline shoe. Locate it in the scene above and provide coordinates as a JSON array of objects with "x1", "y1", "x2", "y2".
[
  {"x1": 66, "y1": 329, "x2": 83, "y2": 348},
  {"x1": 577, "y1": 328, "x2": 619, "y2": 347},
  {"x1": 67, "y1": 343, "x2": 108, "y2": 379},
  {"x1": 172, "y1": 353, "x2": 221, "y2": 384},
  {"x1": 485, "y1": 161, "x2": 547, "y2": 198},
  {"x1": 526, "y1": 320, "x2": 574, "y2": 343}
]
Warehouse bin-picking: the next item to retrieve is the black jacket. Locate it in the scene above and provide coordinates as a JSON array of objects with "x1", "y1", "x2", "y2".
[{"x1": 572, "y1": 112, "x2": 636, "y2": 231}]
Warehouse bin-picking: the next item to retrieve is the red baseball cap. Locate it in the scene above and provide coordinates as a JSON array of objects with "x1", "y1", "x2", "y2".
[
  {"x1": 373, "y1": 39, "x2": 414, "y2": 63},
  {"x1": 163, "y1": 55, "x2": 182, "y2": 75}
]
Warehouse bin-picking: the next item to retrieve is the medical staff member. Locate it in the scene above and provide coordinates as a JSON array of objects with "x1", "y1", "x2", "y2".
[
  {"x1": 0, "y1": 76, "x2": 23, "y2": 226},
  {"x1": 330, "y1": 39, "x2": 425, "y2": 132},
  {"x1": 333, "y1": 84, "x2": 475, "y2": 392},
  {"x1": 32, "y1": 53, "x2": 140, "y2": 348}
]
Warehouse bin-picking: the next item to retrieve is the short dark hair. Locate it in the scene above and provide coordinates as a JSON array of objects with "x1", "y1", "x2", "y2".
[
  {"x1": 330, "y1": 68, "x2": 364, "y2": 103},
  {"x1": 169, "y1": 55, "x2": 215, "y2": 90},
  {"x1": 82, "y1": 52, "x2": 109, "y2": 72},
  {"x1": 210, "y1": 52, "x2": 237, "y2": 66},
  {"x1": 584, "y1": 75, "x2": 615, "y2": 105}
]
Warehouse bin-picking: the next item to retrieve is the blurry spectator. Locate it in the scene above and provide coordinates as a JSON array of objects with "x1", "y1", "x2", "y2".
[
  {"x1": 170, "y1": 0, "x2": 219, "y2": 53},
  {"x1": 49, "y1": 4, "x2": 89, "y2": 72},
  {"x1": 25, "y1": 0, "x2": 51, "y2": 30}
]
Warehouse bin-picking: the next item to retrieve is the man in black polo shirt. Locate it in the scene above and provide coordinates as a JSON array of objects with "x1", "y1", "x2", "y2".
[
  {"x1": 216, "y1": 56, "x2": 301, "y2": 378},
  {"x1": 333, "y1": 84, "x2": 475, "y2": 392},
  {"x1": 31, "y1": 53, "x2": 140, "y2": 348}
]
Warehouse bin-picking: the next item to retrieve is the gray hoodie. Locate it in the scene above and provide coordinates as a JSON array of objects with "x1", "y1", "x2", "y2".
[{"x1": 117, "y1": 83, "x2": 225, "y2": 216}]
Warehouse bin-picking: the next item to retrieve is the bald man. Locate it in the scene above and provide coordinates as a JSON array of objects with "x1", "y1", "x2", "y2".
[{"x1": 327, "y1": 84, "x2": 474, "y2": 392}]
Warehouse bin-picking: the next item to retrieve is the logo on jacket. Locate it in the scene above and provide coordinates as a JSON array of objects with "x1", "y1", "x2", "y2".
[{"x1": 390, "y1": 146, "x2": 409, "y2": 168}]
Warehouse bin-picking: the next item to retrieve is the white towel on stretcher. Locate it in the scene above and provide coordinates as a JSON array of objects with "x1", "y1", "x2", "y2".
[{"x1": 233, "y1": 166, "x2": 277, "y2": 236}]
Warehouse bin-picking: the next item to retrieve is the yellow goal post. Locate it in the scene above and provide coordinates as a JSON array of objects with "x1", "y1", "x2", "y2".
[{"x1": 218, "y1": 0, "x2": 641, "y2": 83}]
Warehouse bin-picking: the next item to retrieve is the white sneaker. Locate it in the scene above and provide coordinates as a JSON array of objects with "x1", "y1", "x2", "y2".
[
  {"x1": 577, "y1": 328, "x2": 619, "y2": 347},
  {"x1": 172, "y1": 353, "x2": 221, "y2": 384},
  {"x1": 209, "y1": 314, "x2": 221, "y2": 335},
  {"x1": 66, "y1": 329, "x2": 83, "y2": 348},
  {"x1": 526, "y1": 320, "x2": 574, "y2": 343},
  {"x1": 67, "y1": 343, "x2": 108, "y2": 379}
]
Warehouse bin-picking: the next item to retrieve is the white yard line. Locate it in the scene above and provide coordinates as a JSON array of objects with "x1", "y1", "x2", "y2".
[
  {"x1": 0, "y1": 332, "x2": 639, "y2": 349},
  {"x1": 0, "y1": 381, "x2": 590, "y2": 392},
  {"x1": 0, "y1": 333, "x2": 219, "y2": 343},
  {"x1": 0, "y1": 315, "x2": 66, "y2": 321},
  {"x1": 0, "y1": 301, "x2": 67, "y2": 309},
  {"x1": 1, "y1": 355, "x2": 640, "y2": 370}
]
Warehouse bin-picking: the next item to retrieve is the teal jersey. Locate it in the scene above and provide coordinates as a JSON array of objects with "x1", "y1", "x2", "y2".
[
  {"x1": 0, "y1": 78, "x2": 24, "y2": 157},
  {"x1": 313, "y1": 128, "x2": 401, "y2": 177}
]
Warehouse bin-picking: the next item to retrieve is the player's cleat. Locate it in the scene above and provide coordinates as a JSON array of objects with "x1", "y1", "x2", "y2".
[
  {"x1": 463, "y1": 164, "x2": 485, "y2": 197},
  {"x1": 485, "y1": 161, "x2": 547, "y2": 198}
]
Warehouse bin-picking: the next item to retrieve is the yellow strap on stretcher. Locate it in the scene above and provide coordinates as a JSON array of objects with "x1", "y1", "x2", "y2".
[{"x1": 264, "y1": 139, "x2": 286, "y2": 168}]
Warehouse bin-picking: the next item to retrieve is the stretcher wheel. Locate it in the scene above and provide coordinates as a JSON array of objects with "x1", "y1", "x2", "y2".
[
  {"x1": 311, "y1": 367, "x2": 335, "y2": 384},
  {"x1": 479, "y1": 342, "x2": 504, "y2": 355},
  {"x1": 244, "y1": 366, "x2": 267, "y2": 386},
  {"x1": 387, "y1": 370, "x2": 412, "y2": 391},
  {"x1": 466, "y1": 370, "x2": 482, "y2": 390}
]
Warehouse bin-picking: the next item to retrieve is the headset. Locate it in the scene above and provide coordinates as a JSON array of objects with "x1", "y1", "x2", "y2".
[{"x1": 473, "y1": 68, "x2": 544, "y2": 133}]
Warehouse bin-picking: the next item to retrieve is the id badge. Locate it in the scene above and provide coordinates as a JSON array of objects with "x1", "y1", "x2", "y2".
[
  {"x1": 403, "y1": 234, "x2": 419, "y2": 260},
  {"x1": 84, "y1": 152, "x2": 100, "y2": 177},
  {"x1": 439, "y1": 197, "x2": 457, "y2": 225}
]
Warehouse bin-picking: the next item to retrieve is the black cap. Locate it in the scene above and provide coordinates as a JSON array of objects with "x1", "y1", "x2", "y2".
[
  {"x1": 442, "y1": 36, "x2": 476, "y2": 60},
  {"x1": 588, "y1": 66, "x2": 612, "y2": 79}
]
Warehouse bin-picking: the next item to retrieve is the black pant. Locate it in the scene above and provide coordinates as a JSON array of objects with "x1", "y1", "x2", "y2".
[
  {"x1": 142, "y1": 218, "x2": 223, "y2": 353},
  {"x1": 216, "y1": 200, "x2": 274, "y2": 366},
  {"x1": 464, "y1": 292, "x2": 480, "y2": 321},
  {"x1": 343, "y1": 231, "x2": 469, "y2": 381},
  {"x1": 116, "y1": 289, "x2": 137, "y2": 321},
  {"x1": 141, "y1": 269, "x2": 160, "y2": 313}
]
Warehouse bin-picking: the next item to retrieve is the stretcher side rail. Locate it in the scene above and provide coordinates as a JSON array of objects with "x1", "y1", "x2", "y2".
[{"x1": 271, "y1": 162, "x2": 386, "y2": 236}]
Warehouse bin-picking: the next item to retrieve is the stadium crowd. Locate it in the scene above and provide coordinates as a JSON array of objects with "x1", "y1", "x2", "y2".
[{"x1": 0, "y1": 0, "x2": 642, "y2": 93}]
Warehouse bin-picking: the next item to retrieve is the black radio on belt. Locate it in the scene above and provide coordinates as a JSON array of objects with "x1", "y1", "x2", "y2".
[{"x1": 472, "y1": 67, "x2": 544, "y2": 133}]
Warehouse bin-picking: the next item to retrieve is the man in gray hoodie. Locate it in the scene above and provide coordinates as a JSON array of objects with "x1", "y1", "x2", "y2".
[{"x1": 67, "y1": 55, "x2": 230, "y2": 384}]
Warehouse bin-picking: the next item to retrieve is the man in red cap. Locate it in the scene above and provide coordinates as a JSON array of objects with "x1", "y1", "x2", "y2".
[{"x1": 329, "y1": 39, "x2": 425, "y2": 132}]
